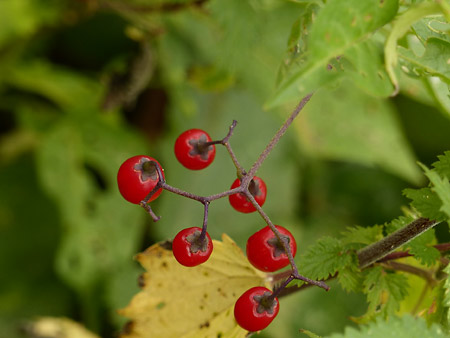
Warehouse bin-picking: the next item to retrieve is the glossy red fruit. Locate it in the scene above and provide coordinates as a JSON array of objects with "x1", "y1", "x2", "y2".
[
  {"x1": 174, "y1": 129, "x2": 216, "y2": 170},
  {"x1": 228, "y1": 176, "x2": 267, "y2": 213},
  {"x1": 172, "y1": 227, "x2": 213, "y2": 267},
  {"x1": 117, "y1": 155, "x2": 164, "y2": 204},
  {"x1": 234, "y1": 286, "x2": 279, "y2": 332},
  {"x1": 246, "y1": 225, "x2": 297, "y2": 272}
]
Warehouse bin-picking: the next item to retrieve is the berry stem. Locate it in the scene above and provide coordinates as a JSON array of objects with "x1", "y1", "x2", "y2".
[
  {"x1": 136, "y1": 96, "x2": 330, "y2": 292},
  {"x1": 246, "y1": 93, "x2": 313, "y2": 182},
  {"x1": 199, "y1": 202, "x2": 210, "y2": 241},
  {"x1": 243, "y1": 189, "x2": 329, "y2": 291},
  {"x1": 221, "y1": 120, "x2": 247, "y2": 178},
  {"x1": 268, "y1": 275, "x2": 294, "y2": 302}
]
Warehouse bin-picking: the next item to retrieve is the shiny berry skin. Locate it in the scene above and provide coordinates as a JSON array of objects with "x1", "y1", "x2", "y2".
[
  {"x1": 246, "y1": 225, "x2": 297, "y2": 272},
  {"x1": 228, "y1": 176, "x2": 267, "y2": 213},
  {"x1": 234, "y1": 286, "x2": 279, "y2": 332},
  {"x1": 172, "y1": 227, "x2": 213, "y2": 267},
  {"x1": 117, "y1": 155, "x2": 164, "y2": 204},
  {"x1": 174, "y1": 129, "x2": 216, "y2": 170}
]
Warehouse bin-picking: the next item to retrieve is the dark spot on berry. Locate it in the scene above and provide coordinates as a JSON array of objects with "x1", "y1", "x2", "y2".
[
  {"x1": 161, "y1": 261, "x2": 168, "y2": 268},
  {"x1": 203, "y1": 293, "x2": 208, "y2": 299},
  {"x1": 217, "y1": 333, "x2": 223, "y2": 338},
  {"x1": 199, "y1": 305, "x2": 204, "y2": 310},
  {"x1": 203, "y1": 271, "x2": 210, "y2": 277}
]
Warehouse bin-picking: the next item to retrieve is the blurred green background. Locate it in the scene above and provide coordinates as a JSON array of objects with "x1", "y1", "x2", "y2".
[{"x1": 1, "y1": 0, "x2": 450, "y2": 337}]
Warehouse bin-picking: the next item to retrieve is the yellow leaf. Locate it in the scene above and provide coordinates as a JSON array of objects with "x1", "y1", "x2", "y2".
[
  {"x1": 119, "y1": 234, "x2": 269, "y2": 338},
  {"x1": 24, "y1": 317, "x2": 100, "y2": 338}
]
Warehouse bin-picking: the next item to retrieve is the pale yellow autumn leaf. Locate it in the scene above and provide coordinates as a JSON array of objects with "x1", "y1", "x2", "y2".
[
  {"x1": 119, "y1": 234, "x2": 269, "y2": 338},
  {"x1": 24, "y1": 317, "x2": 100, "y2": 338}
]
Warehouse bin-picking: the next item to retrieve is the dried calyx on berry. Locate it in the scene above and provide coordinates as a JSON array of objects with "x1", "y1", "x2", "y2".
[
  {"x1": 246, "y1": 225, "x2": 297, "y2": 272},
  {"x1": 117, "y1": 155, "x2": 164, "y2": 204},
  {"x1": 229, "y1": 176, "x2": 267, "y2": 213},
  {"x1": 234, "y1": 286, "x2": 279, "y2": 332},
  {"x1": 172, "y1": 227, "x2": 213, "y2": 267}
]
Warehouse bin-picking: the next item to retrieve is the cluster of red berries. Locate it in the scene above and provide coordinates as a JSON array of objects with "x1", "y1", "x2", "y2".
[{"x1": 117, "y1": 128, "x2": 298, "y2": 332}]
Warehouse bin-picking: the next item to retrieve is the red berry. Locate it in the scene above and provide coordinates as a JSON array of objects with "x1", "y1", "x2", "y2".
[
  {"x1": 117, "y1": 155, "x2": 164, "y2": 204},
  {"x1": 174, "y1": 129, "x2": 216, "y2": 170},
  {"x1": 228, "y1": 176, "x2": 267, "y2": 213},
  {"x1": 234, "y1": 286, "x2": 279, "y2": 332},
  {"x1": 246, "y1": 225, "x2": 297, "y2": 272},
  {"x1": 172, "y1": 227, "x2": 213, "y2": 267}
]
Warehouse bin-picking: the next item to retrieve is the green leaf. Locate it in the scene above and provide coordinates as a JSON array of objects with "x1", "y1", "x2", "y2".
[
  {"x1": 4, "y1": 60, "x2": 102, "y2": 112},
  {"x1": 293, "y1": 84, "x2": 422, "y2": 183},
  {"x1": 338, "y1": 266, "x2": 364, "y2": 293},
  {"x1": 206, "y1": 0, "x2": 301, "y2": 99},
  {"x1": 343, "y1": 41, "x2": 394, "y2": 97},
  {"x1": 398, "y1": 38, "x2": 450, "y2": 82},
  {"x1": 443, "y1": 263, "x2": 450, "y2": 328},
  {"x1": 425, "y1": 77, "x2": 450, "y2": 119},
  {"x1": 362, "y1": 266, "x2": 409, "y2": 319},
  {"x1": 267, "y1": 0, "x2": 399, "y2": 107},
  {"x1": 327, "y1": 315, "x2": 448, "y2": 338},
  {"x1": 35, "y1": 116, "x2": 148, "y2": 295},
  {"x1": 384, "y1": 1, "x2": 446, "y2": 94},
  {"x1": 341, "y1": 225, "x2": 384, "y2": 246},
  {"x1": 403, "y1": 187, "x2": 447, "y2": 222},
  {"x1": 276, "y1": 2, "x2": 321, "y2": 86},
  {"x1": 298, "y1": 237, "x2": 356, "y2": 281},
  {"x1": 412, "y1": 16, "x2": 450, "y2": 44},
  {"x1": 420, "y1": 162, "x2": 450, "y2": 219},
  {"x1": 0, "y1": 0, "x2": 61, "y2": 47},
  {"x1": 407, "y1": 228, "x2": 440, "y2": 266},
  {"x1": 433, "y1": 151, "x2": 450, "y2": 178}
]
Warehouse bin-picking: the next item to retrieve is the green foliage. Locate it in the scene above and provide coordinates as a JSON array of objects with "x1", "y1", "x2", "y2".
[
  {"x1": 297, "y1": 236, "x2": 361, "y2": 293},
  {"x1": 293, "y1": 84, "x2": 422, "y2": 183},
  {"x1": 362, "y1": 266, "x2": 409, "y2": 320},
  {"x1": 267, "y1": 0, "x2": 399, "y2": 107},
  {"x1": 407, "y1": 229, "x2": 440, "y2": 266},
  {"x1": 0, "y1": 0, "x2": 449, "y2": 337},
  {"x1": 341, "y1": 225, "x2": 384, "y2": 247},
  {"x1": 384, "y1": 1, "x2": 447, "y2": 93},
  {"x1": 444, "y1": 264, "x2": 450, "y2": 329},
  {"x1": 405, "y1": 152, "x2": 450, "y2": 221},
  {"x1": 327, "y1": 315, "x2": 448, "y2": 338}
]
